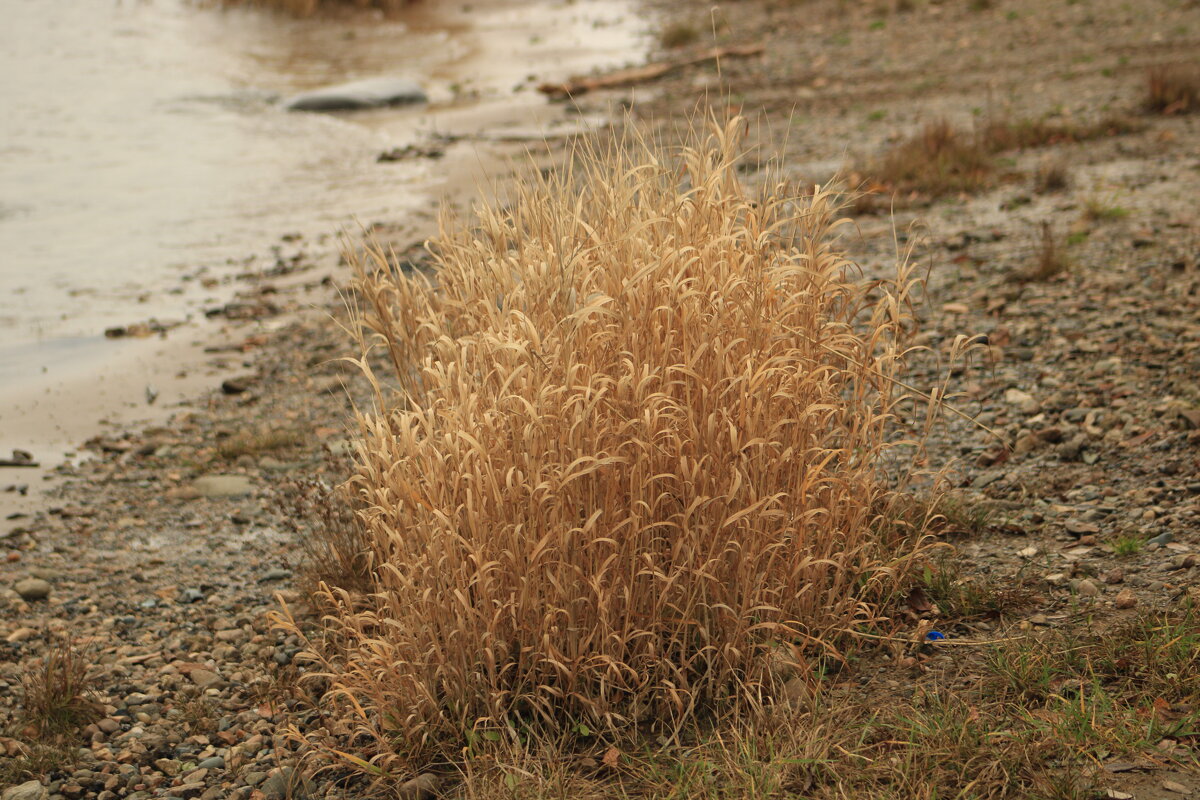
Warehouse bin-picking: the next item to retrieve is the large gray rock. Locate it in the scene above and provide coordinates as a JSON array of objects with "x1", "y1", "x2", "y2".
[
  {"x1": 192, "y1": 475, "x2": 254, "y2": 498},
  {"x1": 3, "y1": 781, "x2": 47, "y2": 800},
  {"x1": 284, "y1": 77, "x2": 427, "y2": 112},
  {"x1": 14, "y1": 577, "x2": 51, "y2": 601}
]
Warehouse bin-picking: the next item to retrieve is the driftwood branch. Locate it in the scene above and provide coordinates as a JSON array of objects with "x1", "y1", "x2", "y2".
[{"x1": 538, "y1": 44, "x2": 765, "y2": 99}]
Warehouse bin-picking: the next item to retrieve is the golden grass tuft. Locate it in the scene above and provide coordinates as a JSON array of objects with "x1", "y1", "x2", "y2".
[{"x1": 281, "y1": 117, "x2": 967, "y2": 776}]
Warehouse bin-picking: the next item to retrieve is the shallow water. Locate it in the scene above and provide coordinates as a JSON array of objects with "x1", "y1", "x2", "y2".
[{"x1": 0, "y1": 0, "x2": 645, "y2": 387}]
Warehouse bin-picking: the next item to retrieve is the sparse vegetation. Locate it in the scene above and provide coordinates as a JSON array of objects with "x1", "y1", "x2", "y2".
[
  {"x1": 280, "y1": 463, "x2": 377, "y2": 599},
  {"x1": 1017, "y1": 221, "x2": 1071, "y2": 282},
  {"x1": 873, "y1": 120, "x2": 994, "y2": 197},
  {"x1": 1111, "y1": 534, "x2": 1143, "y2": 556},
  {"x1": 1146, "y1": 63, "x2": 1200, "y2": 115},
  {"x1": 18, "y1": 638, "x2": 101, "y2": 740},
  {"x1": 870, "y1": 115, "x2": 1139, "y2": 199},
  {"x1": 1033, "y1": 157, "x2": 1069, "y2": 193},
  {"x1": 1082, "y1": 194, "x2": 1130, "y2": 222},
  {"x1": 216, "y1": 427, "x2": 303, "y2": 460},
  {"x1": 280, "y1": 117, "x2": 971, "y2": 778}
]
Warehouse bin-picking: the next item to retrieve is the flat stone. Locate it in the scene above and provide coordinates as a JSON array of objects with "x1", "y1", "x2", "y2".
[
  {"x1": 260, "y1": 768, "x2": 313, "y2": 800},
  {"x1": 192, "y1": 475, "x2": 254, "y2": 498},
  {"x1": 2, "y1": 782, "x2": 47, "y2": 800},
  {"x1": 188, "y1": 669, "x2": 222, "y2": 689},
  {"x1": 284, "y1": 77, "x2": 427, "y2": 112},
  {"x1": 14, "y1": 577, "x2": 51, "y2": 601}
]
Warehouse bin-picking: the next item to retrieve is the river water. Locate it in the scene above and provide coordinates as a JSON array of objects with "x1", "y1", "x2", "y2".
[{"x1": 0, "y1": 0, "x2": 645, "y2": 462}]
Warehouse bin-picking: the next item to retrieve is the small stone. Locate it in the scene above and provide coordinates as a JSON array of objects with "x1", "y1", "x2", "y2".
[
  {"x1": 1114, "y1": 589, "x2": 1137, "y2": 609},
  {"x1": 220, "y1": 377, "x2": 254, "y2": 395},
  {"x1": 1171, "y1": 554, "x2": 1197, "y2": 570},
  {"x1": 179, "y1": 589, "x2": 206, "y2": 604},
  {"x1": 1146, "y1": 531, "x2": 1174, "y2": 547},
  {"x1": 197, "y1": 757, "x2": 224, "y2": 770},
  {"x1": 6, "y1": 626, "x2": 37, "y2": 642},
  {"x1": 188, "y1": 669, "x2": 222, "y2": 689},
  {"x1": 1076, "y1": 579, "x2": 1100, "y2": 597},
  {"x1": 14, "y1": 577, "x2": 51, "y2": 601},
  {"x1": 2, "y1": 782, "x2": 47, "y2": 800},
  {"x1": 1103, "y1": 568, "x2": 1125, "y2": 585},
  {"x1": 260, "y1": 768, "x2": 313, "y2": 800},
  {"x1": 1162, "y1": 780, "x2": 1188, "y2": 794},
  {"x1": 398, "y1": 774, "x2": 439, "y2": 800},
  {"x1": 192, "y1": 475, "x2": 254, "y2": 499},
  {"x1": 1018, "y1": 546, "x2": 1038, "y2": 559},
  {"x1": 257, "y1": 568, "x2": 291, "y2": 583},
  {"x1": 1065, "y1": 520, "x2": 1100, "y2": 538}
]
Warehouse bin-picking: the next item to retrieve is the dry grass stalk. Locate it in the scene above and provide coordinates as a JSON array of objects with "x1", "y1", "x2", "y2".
[
  {"x1": 1146, "y1": 63, "x2": 1200, "y2": 115},
  {"x1": 281, "y1": 116, "x2": 966, "y2": 775},
  {"x1": 1015, "y1": 222, "x2": 1071, "y2": 283}
]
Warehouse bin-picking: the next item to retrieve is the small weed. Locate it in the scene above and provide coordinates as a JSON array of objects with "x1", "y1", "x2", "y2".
[
  {"x1": 1083, "y1": 195, "x2": 1130, "y2": 221},
  {"x1": 1033, "y1": 158, "x2": 1069, "y2": 193},
  {"x1": 216, "y1": 428, "x2": 303, "y2": 461},
  {"x1": 1017, "y1": 222, "x2": 1071, "y2": 282},
  {"x1": 659, "y1": 22, "x2": 699, "y2": 50},
  {"x1": 917, "y1": 557, "x2": 1031, "y2": 620},
  {"x1": 1110, "y1": 535, "x2": 1143, "y2": 555},
  {"x1": 279, "y1": 458, "x2": 376, "y2": 599},
  {"x1": 0, "y1": 741, "x2": 78, "y2": 787},
  {"x1": 20, "y1": 638, "x2": 101, "y2": 740},
  {"x1": 1146, "y1": 63, "x2": 1200, "y2": 115},
  {"x1": 873, "y1": 120, "x2": 993, "y2": 197}
]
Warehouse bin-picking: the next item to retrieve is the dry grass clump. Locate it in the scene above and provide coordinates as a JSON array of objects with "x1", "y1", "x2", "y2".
[
  {"x1": 1146, "y1": 63, "x2": 1200, "y2": 115},
  {"x1": 279, "y1": 462, "x2": 377, "y2": 600},
  {"x1": 1014, "y1": 222, "x2": 1072, "y2": 282},
  {"x1": 19, "y1": 638, "x2": 101, "y2": 740},
  {"x1": 874, "y1": 120, "x2": 994, "y2": 197},
  {"x1": 979, "y1": 114, "x2": 1141, "y2": 151},
  {"x1": 1033, "y1": 157, "x2": 1069, "y2": 194},
  {"x1": 284, "y1": 117, "x2": 965, "y2": 775},
  {"x1": 870, "y1": 115, "x2": 1138, "y2": 200},
  {"x1": 659, "y1": 21, "x2": 701, "y2": 49}
]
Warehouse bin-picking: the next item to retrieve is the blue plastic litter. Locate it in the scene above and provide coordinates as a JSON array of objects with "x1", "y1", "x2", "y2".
[{"x1": 926, "y1": 631, "x2": 946, "y2": 641}]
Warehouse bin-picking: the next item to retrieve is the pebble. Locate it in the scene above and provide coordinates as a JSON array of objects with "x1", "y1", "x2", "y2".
[
  {"x1": 1146, "y1": 531, "x2": 1174, "y2": 547},
  {"x1": 1102, "y1": 568, "x2": 1125, "y2": 584},
  {"x1": 192, "y1": 475, "x2": 255, "y2": 499},
  {"x1": 1114, "y1": 589, "x2": 1137, "y2": 609},
  {"x1": 2, "y1": 782, "x2": 46, "y2": 800},
  {"x1": 260, "y1": 768, "x2": 313, "y2": 800},
  {"x1": 1076, "y1": 579, "x2": 1100, "y2": 597},
  {"x1": 14, "y1": 577, "x2": 51, "y2": 601},
  {"x1": 398, "y1": 773, "x2": 440, "y2": 800}
]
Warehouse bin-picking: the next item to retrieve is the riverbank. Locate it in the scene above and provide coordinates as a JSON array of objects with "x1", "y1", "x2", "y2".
[{"x1": 3, "y1": 0, "x2": 1200, "y2": 797}]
